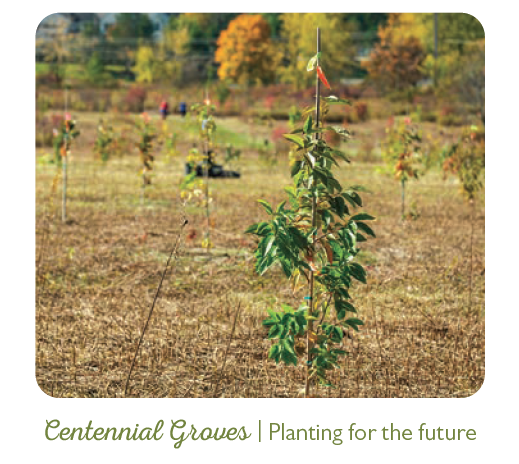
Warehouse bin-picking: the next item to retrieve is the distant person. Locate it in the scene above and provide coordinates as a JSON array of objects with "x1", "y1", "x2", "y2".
[
  {"x1": 179, "y1": 102, "x2": 187, "y2": 117},
  {"x1": 159, "y1": 100, "x2": 169, "y2": 120}
]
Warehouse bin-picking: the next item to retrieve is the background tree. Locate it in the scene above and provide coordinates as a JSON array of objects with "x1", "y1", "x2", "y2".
[
  {"x1": 109, "y1": 13, "x2": 155, "y2": 41},
  {"x1": 85, "y1": 51, "x2": 106, "y2": 86},
  {"x1": 363, "y1": 17, "x2": 427, "y2": 95},
  {"x1": 384, "y1": 13, "x2": 483, "y2": 56},
  {"x1": 133, "y1": 46, "x2": 157, "y2": 84},
  {"x1": 441, "y1": 124, "x2": 484, "y2": 311},
  {"x1": 374, "y1": 13, "x2": 484, "y2": 100},
  {"x1": 106, "y1": 14, "x2": 155, "y2": 77},
  {"x1": 169, "y1": 13, "x2": 238, "y2": 55},
  {"x1": 343, "y1": 13, "x2": 389, "y2": 35},
  {"x1": 36, "y1": 17, "x2": 74, "y2": 87},
  {"x1": 261, "y1": 13, "x2": 282, "y2": 36},
  {"x1": 158, "y1": 26, "x2": 190, "y2": 85},
  {"x1": 215, "y1": 14, "x2": 280, "y2": 85},
  {"x1": 379, "y1": 118, "x2": 423, "y2": 218}
]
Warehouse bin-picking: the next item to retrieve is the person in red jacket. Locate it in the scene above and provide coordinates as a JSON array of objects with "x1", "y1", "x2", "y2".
[{"x1": 159, "y1": 100, "x2": 169, "y2": 120}]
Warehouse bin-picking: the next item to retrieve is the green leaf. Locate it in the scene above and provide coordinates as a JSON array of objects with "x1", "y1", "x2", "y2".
[
  {"x1": 264, "y1": 235, "x2": 275, "y2": 256},
  {"x1": 344, "y1": 191, "x2": 363, "y2": 207},
  {"x1": 257, "y1": 199, "x2": 273, "y2": 215},
  {"x1": 276, "y1": 201, "x2": 286, "y2": 214},
  {"x1": 283, "y1": 134, "x2": 305, "y2": 148},
  {"x1": 280, "y1": 344, "x2": 298, "y2": 366},
  {"x1": 268, "y1": 343, "x2": 280, "y2": 358},
  {"x1": 330, "y1": 126, "x2": 351, "y2": 139},
  {"x1": 268, "y1": 324, "x2": 281, "y2": 339},
  {"x1": 331, "y1": 349, "x2": 347, "y2": 356},
  {"x1": 291, "y1": 160, "x2": 302, "y2": 178},
  {"x1": 351, "y1": 213, "x2": 375, "y2": 221},
  {"x1": 345, "y1": 318, "x2": 364, "y2": 332},
  {"x1": 356, "y1": 221, "x2": 376, "y2": 238},
  {"x1": 356, "y1": 233, "x2": 367, "y2": 242},
  {"x1": 349, "y1": 184, "x2": 371, "y2": 193},
  {"x1": 303, "y1": 116, "x2": 313, "y2": 134},
  {"x1": 307, "y1": 52, "x2": 321, "y2": 71},
  {"x1": 244, "y1": 223, "x2": 259, "y2": 234},
  {"x1": 349, "y1": 262, "x2": 367, "y2": 283}
]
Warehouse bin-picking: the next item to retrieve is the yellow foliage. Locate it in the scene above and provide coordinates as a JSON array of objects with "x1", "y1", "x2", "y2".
[
  {"x1": 160, "y1": 27, "x2": 190, "y2": 83},
  {"x1": 133, "y1": 46, "x2": 156, "y2": 83},
  {"x1": 279, "y1": 14, "x2": 351, "y2": 89},
  {"x1": 215, "y1": 14, "x2": 280, "y2": 84}
]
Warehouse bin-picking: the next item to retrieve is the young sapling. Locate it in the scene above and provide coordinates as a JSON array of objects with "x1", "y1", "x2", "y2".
[
  {"x1": 246, "y1": 29, "x2": 376, "y2": 397},
  {"x1": 135, "y1": 112, "x2": 156, "y2": 205},
  {"x1": 379, "y1": 117, "x2": 423, "y2": 218},
  {"x1": 53, "y1": 113, "x2": 79, "y2": 223}
]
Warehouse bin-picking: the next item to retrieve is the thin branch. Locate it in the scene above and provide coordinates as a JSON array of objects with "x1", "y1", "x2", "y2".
[
  {"x1": 213, "y1": 302, "x2": 241, "y2": 398},
  {"x1": 124, "y1": 218, "x2": 188, "y2": 398}
]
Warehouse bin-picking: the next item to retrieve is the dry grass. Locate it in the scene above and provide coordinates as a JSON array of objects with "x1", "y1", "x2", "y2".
[{"x1": 35, "y1": 114, "x2": 484, "y2": 398}]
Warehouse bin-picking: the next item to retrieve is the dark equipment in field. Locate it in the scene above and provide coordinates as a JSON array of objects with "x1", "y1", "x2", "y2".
[{"x1": 185, "y1": 150, "x2": 240, "y2": 178}]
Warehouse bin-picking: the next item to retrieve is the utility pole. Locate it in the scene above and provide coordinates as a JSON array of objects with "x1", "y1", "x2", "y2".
[{"x1": 434, "y1": 13, "x2": 438, "y2": 87}]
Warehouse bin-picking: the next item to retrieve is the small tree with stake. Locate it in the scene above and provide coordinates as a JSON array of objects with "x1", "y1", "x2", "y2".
[
  {"x1": 246, "y1": 29, "x2": 375, "y2": 397},
  {"x1": 442, "y1": 125, "x2": 485, "y2": 312},
  {"x1": 94, "y1": 119, "x2": 114, "y2": 163},
  {"x1": 181, "y1": 100, "x2": 217, "y2": 249},
  {"x1": 135, "y1": 112, "x2": 155, "y2": 205},
  {"x1": 379, "y1": 117, "x2": 422, "y2": 218},
  {"x1": 53, "y1": 113, "x2": 79, "y2": 223}
]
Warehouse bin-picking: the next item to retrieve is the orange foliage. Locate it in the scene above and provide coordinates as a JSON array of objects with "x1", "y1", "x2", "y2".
[{"x1": 215, "y1": 14, "x2": 279, "y2": 84}]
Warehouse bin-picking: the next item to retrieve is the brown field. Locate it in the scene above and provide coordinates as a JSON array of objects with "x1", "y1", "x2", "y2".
[{"x1": 36, "y1": 113, "x2": 484, "y2": 398}]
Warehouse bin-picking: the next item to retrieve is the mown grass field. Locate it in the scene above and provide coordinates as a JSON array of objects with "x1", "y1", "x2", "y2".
[{"x1": 36, "y1": 113, "x2": 484, "y2": 398}]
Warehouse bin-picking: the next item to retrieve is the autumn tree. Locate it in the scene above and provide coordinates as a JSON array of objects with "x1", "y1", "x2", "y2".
[
  {"x1": 279, "y1": 14, "x2": 352, "y2": 89},
  {"x1": 133, "y1": 46, "x2": 156, "y2": 83},
  {"x1": 370, "y1": 13, "x2": 484, "y2": 97},
  {"x1": 363, "y1": 16, "x2": 427, "y2": 95},
  {"x1": 215, "y1": 14, "x2": 280, "y2": 85}
]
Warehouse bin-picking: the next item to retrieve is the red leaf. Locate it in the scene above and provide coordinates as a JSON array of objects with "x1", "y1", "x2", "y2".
[{"x1": 316, "y1": 66, "x2": 331, "y2": 89}]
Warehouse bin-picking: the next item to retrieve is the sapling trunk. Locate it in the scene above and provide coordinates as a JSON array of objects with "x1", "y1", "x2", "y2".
[
  {"x1": 204, "y1": 140, "x2": 211, "y2": 252},
  {"x1": 62, "y1": 89, "x2": 69, "y2": 223},
  {"x1": 401, "y1": 178, "x2": 406, "y2": 218},
  {"x1": 469, "y1": 197, "x2": 474, "y2": 313},
  {"x1": 305, "y1": 27, "x2": 321, "y2": 399},
  {"x1": 141, "y1": 170, "x2": 145, "y2": 206},
  {"x1": 62, "y1": 156, "x2": 67, "y2": 223}
]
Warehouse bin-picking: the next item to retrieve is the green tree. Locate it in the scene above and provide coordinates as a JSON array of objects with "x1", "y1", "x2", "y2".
[
  {"x1": 109, "y1": 13, "x2": 155, "y2": 41},
  {"x1": 85, "y1": 51, "x2": 105, "y2": 86},
  {"x1": 168, "y1": 13, "x2": 239, "y2": 54},
  {"x1": 158, "y1": 27, "x2": 190, "y2": 84},
  {"x1": 262, "y1": 13, "x2": 282, "y2": 36}
]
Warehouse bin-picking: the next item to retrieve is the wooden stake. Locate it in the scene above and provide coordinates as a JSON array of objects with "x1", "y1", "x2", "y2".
[
  {"x1": 469, "y1": 198, "x2": 474, "y2": 313},
  {"x1": 305, "y1": 27, "x2": 321, "y2": 399},
  {"x1": 401, "y1": 178, "x2": 405, "y2": 219},
  {"x1": 62, "y1": 155, "x2": 67, "y2": 223}
]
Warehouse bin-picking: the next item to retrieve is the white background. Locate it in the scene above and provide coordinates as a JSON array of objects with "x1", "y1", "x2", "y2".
[{"x1": 0, "y1": 1, "x2": 516, "y2": 462}]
